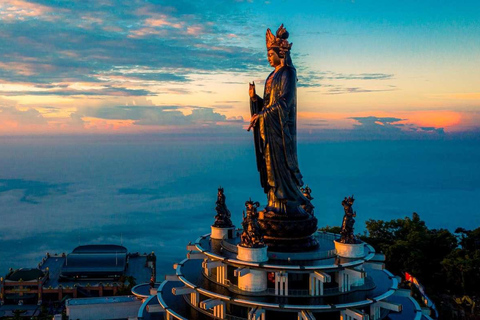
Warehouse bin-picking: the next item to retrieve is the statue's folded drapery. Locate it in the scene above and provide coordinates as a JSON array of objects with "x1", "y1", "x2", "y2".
[{"x1": 250, "y1": 65, "x2": 308, "y2": 212}]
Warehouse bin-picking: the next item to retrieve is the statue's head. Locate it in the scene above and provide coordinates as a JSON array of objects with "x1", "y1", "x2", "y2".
[
  {"x1": 266, "y1": 24, "x2": 292, "y2": 67},
  {"x1": 267, "y1": 49, "x2": 281, "y2": 68}
]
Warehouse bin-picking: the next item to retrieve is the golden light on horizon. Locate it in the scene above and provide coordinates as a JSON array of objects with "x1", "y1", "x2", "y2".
[{"x1": 397, "y1": 111, "x2": 462, "y2": 130}]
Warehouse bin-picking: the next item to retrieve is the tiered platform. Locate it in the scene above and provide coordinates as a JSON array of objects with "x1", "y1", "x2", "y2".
[{"x1": 135, "y1": 231, "x2": 432, "y2": 320}]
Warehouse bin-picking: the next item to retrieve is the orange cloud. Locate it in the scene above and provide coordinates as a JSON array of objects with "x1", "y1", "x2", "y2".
[
  {"x1": 82, "y1": 117, "x2": 135, "y2": 131},
  {"x1": 145, "y1": 17, "x2": 183, "y2": 28},
  {"x1": 298, "y1": 110, "x2": 464, "y2": 132},
  {"x1": 396, "y1": 111, "x2": 462, "y2": 129},
  {"x1": 186, "y1": 26, "x2": 204, "y2": 36},
  {"x1": 0, "y1": 0, "x2": 55, "y2": 21}
]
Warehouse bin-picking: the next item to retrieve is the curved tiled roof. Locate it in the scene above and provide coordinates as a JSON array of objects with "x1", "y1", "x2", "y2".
[{"x1": 6, "y1": 268, "x2": 45, "y2": 281}]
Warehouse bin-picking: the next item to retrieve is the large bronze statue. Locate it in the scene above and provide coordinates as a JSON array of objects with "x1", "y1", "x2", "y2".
[
  {"x1": 248, "y1": 24, "x2": 309, "y2": 215},
  {"x1": 247, "y1": 25, "x2": 317, "y2": 251}
]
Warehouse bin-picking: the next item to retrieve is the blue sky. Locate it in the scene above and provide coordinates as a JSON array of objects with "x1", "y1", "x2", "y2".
[{"x1": 0, "y1": 0, "x2": 479, "y2": 137}]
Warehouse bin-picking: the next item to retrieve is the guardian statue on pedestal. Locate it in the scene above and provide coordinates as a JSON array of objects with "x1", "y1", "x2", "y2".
[
  {"x1": 340, "y1": 195, "x2": 357, "y2": 244},
  {"x1": 213, "y1": 187, "x2": 233, "y2": 228},
  {"x1": 240, "y1": 200, "x2": 264, "y2": 248}
]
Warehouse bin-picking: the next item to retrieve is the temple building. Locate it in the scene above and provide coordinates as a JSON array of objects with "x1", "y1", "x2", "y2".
[
  {"x1": 134, "y1": 219, "x2": 434, "y2": 320},
  {"x1": 130, "y1": 22, "x2": 436, "y2": 317},
  {"x1": 0, "y1": 244, "x2": 155, "y2": 317}
]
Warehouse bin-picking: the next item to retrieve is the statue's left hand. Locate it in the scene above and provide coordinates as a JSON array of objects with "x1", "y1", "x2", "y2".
[
  {"x1": 249, "y1": 81, "x2": 256, "y2": 101},
  {"x1": 247, "y1": 114, "x2": 259, "y2": 131}
]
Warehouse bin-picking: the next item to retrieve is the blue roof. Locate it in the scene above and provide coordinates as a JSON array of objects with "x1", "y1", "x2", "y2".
[
  {"x1": 61, "y1": 245, "x2": 127, "y2": 278},
  {"x1": 72, "y1": 244, "x2": 127, "y2": 254}
]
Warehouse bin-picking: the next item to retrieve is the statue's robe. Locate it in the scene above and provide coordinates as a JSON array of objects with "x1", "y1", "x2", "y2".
[{"x1": 250, "y1": 65, "x2": 307, "y2": 211}]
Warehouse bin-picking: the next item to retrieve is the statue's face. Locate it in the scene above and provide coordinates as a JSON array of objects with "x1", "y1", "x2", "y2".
[{"x1": 267, "y1": 49, "x2": 281, "y2": 67}]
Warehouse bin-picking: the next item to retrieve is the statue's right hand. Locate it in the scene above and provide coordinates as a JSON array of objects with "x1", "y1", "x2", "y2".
[
  {"x1": 249, "y1": 81, "x2": 256, "y2": 100},
  {"x1": 247, "y1": 114, "x2": 259, "y2": 132}
]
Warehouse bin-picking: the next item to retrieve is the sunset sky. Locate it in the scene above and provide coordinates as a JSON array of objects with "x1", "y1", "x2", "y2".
[{"x1": 1, "y1": 0, "x2": 479, "y2": 137}]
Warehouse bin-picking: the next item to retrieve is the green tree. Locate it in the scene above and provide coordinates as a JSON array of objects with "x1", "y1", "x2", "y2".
[
  {"x1": 442, "y1": 227, "x2": 480, "y2": 295},
  {"x1": 362, "y1": 212, "x2": 457, "y2": 290},
  {"x1": 318, "y1": 225, "x2": 342, "y2": 234}
]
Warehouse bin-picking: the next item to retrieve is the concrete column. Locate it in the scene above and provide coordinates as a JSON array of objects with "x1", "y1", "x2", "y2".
[
  {"x1": 190, "y1": 291, "x2": 199, "y2": 307},
  {"x1": 369, "y1": 304, "x2": 380, "y2": 320},
  {"x1": 344, "y1": 267, "x2": 366, "y2": 287},
  {"x1": 200, "y1": 299, "x2": 226, "y2": 319},
  {"x1": 337, "y1": 271, "x2": 348, "y2": 293},
  {"x1": 285, "y1": 272, "x2": 288, "y2": 296},
  {"x1": 275, "y1": 272, "x2": 289, "y2": 296},
  {"x1": 202, "y1": 259, "x2": 223, "y2": 278},
  {"x1": 202, "y1": 259, "x2": 210, "y2": 276},
  {"x1": 309, "y1": 271, "x2": 330, "y2": 296},
  {"x1": 336, "y1": 271, "x2": 352, "y2": 292},
  {"x1": 216, "y1": 265, "x2": 226, "y2": 285},
  {"x1": 275, "y1": 272, "x2": 281, "y2": 295},
  {"x1": 369, "y1": 301, "x2": 401, "y2": 319},
  {"x1": 275, "y1": 272, "x2": 279, "y2": 295},
  {"x1": 237, "y1": 245, "x2": 268, "y2": 292},
  {"x1": 345, "y1": 273, "x2": 350, "y2": 291},
  {"x1": 341, "y1": 308, "x2": 370, "y2": 320},
  {"x1": 248, "y1": 307, "x2": 266, "y2": 320},
  {"x1": 298, "y1": 310, "x2": 316, "y2": 319}
]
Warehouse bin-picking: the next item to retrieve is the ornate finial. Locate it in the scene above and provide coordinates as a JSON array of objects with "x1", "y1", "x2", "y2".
[
  {"x1": 266, "y1": 24, "x2": 293, "y2": 55},
  {"x1": 244, "y1": 198, "x2": 260, "y2": 209}
]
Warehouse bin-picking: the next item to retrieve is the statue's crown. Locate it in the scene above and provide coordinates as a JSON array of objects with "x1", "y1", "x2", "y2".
[{"x1": 266, "y1": 24, "x2": 292, "y2": 53}]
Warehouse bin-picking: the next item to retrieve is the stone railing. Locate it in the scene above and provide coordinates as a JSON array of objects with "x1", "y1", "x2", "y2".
[{"x1": 221, "y1": 240, "x2": 239, "y2": 253}]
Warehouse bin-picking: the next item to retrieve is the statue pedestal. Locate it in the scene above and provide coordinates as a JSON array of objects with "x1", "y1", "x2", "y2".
[
  {"x1": 258, "y1": 211, "x2": 318, "y2": 252},
  {"x1": 211, "y1": 226, "x2": 235, "y2": 240},
  {"x1": 237, "y1": 245, "x2": 268, "y2": 292},
  {"x1": 334, "y1": 240, "x2": 365, "y2": 258}
]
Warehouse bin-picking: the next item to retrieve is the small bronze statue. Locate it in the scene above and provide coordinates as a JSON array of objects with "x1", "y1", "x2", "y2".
[
  {"x1": 240, "y1": 199, "x2": 265, "y2": 247},
  {"x1": 213, "y1": 187, "x2": 233, "y2": 228},
  {"x1": 340, "y1": 195, "x2": 357, "y2": 244},
  {"x1": 300, "y1": 185, "x2": 315, "y2": 215}
]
